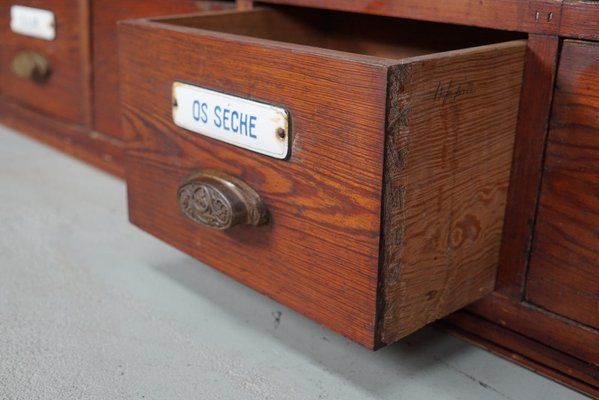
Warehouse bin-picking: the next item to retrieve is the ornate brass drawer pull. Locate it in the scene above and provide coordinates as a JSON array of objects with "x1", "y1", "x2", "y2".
[
  {"x1": 12, "y1": 51, "x2": 51, "y2": 81},
  {"x1": 177, "y1": 169, "x2": 268, "y2": 230}
]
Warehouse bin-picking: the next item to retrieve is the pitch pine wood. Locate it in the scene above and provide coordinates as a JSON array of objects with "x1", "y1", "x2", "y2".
[
  {"x1": 452, "y1": 33, "x2": 599, "y2": 394},
  {"x1": 91, "y1": 0, "x2": 233, "y2": 140},
  {"x1": 0, "y1": 0, "x2": 594, "y2": 394},
  {"x1": 526, "y1": 40, "x2": 599, "y2": 331},
  {"x1": 0, "y1": 0, "x2": 91, "y2": 125},
  {"x1": 120, "y1": 10, "x2": 389, "y2": 347},
  {"x1": 380, "y1": 42, "x2": 526, "y2": 344},
  {"x1": 451, "y1": 34, "x2": 599, "y2": 397},
  {"x1": 119, "y1": 7, "x2": 525, "y2": 348},
  {"x1": 495, "y1": 35, "x2": 560, "y2": 293},
  {"x1": 442, "y1": 312, "x2": 599, "y2": 397},
  {"x1": 560, "y1": 1, "x2": 599, "y2": 40},
  {"x1": 468, "y1": 293, "x2": 599, "y2": 368},
  {"x1": 254, "y1": 0, "x2": 562, "y2": 34},
  {"x1": 239, "y1": 0, "x2": 599, "y2": 41}
]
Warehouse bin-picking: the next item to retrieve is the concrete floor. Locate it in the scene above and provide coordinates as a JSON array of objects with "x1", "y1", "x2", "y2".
[{"x1": 0, "y1": 124, "x2": 588, "y2": 400}]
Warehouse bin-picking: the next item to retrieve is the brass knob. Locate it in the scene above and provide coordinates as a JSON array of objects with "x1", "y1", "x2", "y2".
[
  {"x1": 12, "y1": 51, "x2": 51, "y2": 81},
  {"x1": 177, "y1": 169, "x2": 269, "y2": 230}
]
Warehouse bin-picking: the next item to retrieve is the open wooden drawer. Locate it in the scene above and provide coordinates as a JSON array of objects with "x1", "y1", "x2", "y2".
[{"x1": 118, "y1": 6, "x2": 525, "y2": 349}]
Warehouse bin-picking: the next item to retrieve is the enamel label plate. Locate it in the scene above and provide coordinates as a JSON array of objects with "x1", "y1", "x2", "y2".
[
  {"x1": 10, "y1": 5, "x2": 56, "y2": 40},
  {"x1": 172, "y1": 82, "x2": 290, "y2": 159}
]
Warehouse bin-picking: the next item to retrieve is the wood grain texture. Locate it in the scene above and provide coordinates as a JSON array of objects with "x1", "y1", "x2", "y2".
[
  {"x1": 560, "y1": 0, "x2": 599, "y2": 40},
  {"x1": 495, "y1": 34, "x2": 560, "y2": 293},
  {"x1": 255, "y1": 0, "x2": 562, "y2": 34},
  {"x1": 0, "y1": 0, "x2": 91, "y2": 125},
  {"x1": 0, "y1": 0, "x2": 594, "y2": 393},
  {"x1": 526, "y1": 40, "x2": 599, "y2": 331},
  {"x1": 0, "y1": 97, "x2": 125, "y2": 178},
  {"x1": 119, "y1": 7, "x2": 525, "y2": 348},
  {"x1": 450, "y1": 34, "x2": 599, "y2": 397},
  {"x1": 379, "y1": 41, "x2": 526, "y2": 345},
  {"x1": 119, "y1": 9, "x2": 389, "y2": 348},
  {"x1": 91, "y1": 0, "x2": 234, "y2": 140},
  {"x1": 441, "y1": 311, "x2": 599, "y2": 398},
  {"x1": 468, "y1": 294, "x2": 599, "y2": 368}
]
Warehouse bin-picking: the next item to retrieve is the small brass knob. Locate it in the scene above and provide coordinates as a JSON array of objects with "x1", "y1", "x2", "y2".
[
  {"x1": 12, "y1": 51, "x2": 51, "y2": 81},
  {"x1": 177, "y1": 169, "x2": 269, "y2": 230}
]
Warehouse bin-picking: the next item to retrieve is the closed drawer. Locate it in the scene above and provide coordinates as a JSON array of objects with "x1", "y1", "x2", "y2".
[
  {"x1": 526, "y1": 40, "x2": 599, "y2": 331},
  {"x1": 118, "y1": 7, "x2": 525, "y2": 349},
  {"x1": 0, "y1": 1, "x2": 89, "y2": 124}
]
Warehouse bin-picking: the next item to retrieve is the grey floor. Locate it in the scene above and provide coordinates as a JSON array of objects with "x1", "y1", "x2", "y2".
[{"x1": 0, "y1": 124, "x2": 588, "y2": 400}]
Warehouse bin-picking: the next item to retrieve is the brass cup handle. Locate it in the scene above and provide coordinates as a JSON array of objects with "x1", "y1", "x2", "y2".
[
  {"x1": 12, "y1": 51, "x2": 51, "y2": 81},
  {"x1": 177, "y1": 169, "x2": 269, "y2": 230}
]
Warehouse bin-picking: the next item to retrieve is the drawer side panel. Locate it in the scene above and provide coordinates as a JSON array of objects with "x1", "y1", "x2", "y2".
[{"x1": 380, "y1": 41, "x2": 527, "y2": 344}]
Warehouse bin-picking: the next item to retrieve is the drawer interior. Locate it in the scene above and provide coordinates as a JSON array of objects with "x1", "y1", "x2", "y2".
[{"x1": 158, "y1": 6, "x2": 523, "y2": 60}]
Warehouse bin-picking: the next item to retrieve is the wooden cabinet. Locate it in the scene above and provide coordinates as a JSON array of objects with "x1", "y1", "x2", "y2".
[
  {"x1": 0, "y1": 0, "x2": 91, "y2": 124},
  {"x1": 1, "y1": 0, "x2": 598, "y2": 397},
  {"x1": 0, "y1": 0, "x2": 231, "y2": 176}
]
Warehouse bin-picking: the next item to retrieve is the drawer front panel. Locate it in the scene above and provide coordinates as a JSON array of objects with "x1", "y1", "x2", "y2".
[
  {"x1": 120, "y1": 17, "x2": 387, "y2": 347},
  {"x1": 526, "y1": 40, "x2": 599, "y2": 330},
  {"x1": 0, "y1": 0, "x2": 89, "y2": 124}
]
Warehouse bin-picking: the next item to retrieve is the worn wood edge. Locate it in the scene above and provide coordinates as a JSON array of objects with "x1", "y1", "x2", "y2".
[
  {"x1": 117, "y1": 10, "x2": 402, "y2": 67},
  {"x1": 377, "y1": 41, "x2": 527, "y2": 346},
  {"x1": 468, "y1": 293, "x2": 599, "y2": 367},
  {"x1": 391, "y1": 40, "x2": 529, "y2": 66},
  {"x1": 0, "y1": 98, "x2": 125, "y2": 178},
  {"x1": 495, "y1": 34, "x2": 560, "y2": 295},
  {"x1": 440, "y1": 311, "x2": 599, "y2": 399},
  {"x1": 374, "y1": 61, "x2": 411, "y2": 349},
  {"x1": 122, "y1": 16, "x2": 527, "y2": 69},
  {"x1": 119, "y1": 7, "x2": 265, "y2": 27}
]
